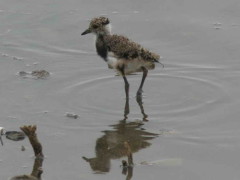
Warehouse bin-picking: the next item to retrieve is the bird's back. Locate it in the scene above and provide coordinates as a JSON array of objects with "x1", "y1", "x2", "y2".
[{"x1": 105, "y1": 34, "x2": 160, "y2": 62}]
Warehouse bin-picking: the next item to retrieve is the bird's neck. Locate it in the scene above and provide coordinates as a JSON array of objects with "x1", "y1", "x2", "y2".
[
  {"x1": 105, "y1": 24, "x2": 112, "y2": 35},
  {"x1": 95, "y1": 25, "x2": 112, "y2": 61},
  {"x1": 95, "y1": 35, "x2": 108, "y2": 61}
]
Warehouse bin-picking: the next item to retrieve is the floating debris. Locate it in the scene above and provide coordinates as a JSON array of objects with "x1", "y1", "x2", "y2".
[
  {"x1": 213, "y1": 22, "x2": 222, "y2": 30},
  {"x1": 5, "y1": 131, "x2": 25, "y2": 141},
  {"x1": 18, "y1": 70, "x2": 50, "y2": 79},
  {"x1": 19, "y1": 71, "x2": 28, "y2": 76},
  {"x1": 31, "y1": 70, "x2": 50, "y2": 79},
  {"x1": 65, "y1": 112, "x2": 79, "y2": 119},
  {"x1": 13, "y1": 56, "x2": 24, "y2": 61}
]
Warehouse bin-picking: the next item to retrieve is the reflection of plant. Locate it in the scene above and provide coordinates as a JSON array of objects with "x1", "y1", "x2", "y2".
[{"x1": 10, "y1": 125, "x2": 44, "y2": 180}]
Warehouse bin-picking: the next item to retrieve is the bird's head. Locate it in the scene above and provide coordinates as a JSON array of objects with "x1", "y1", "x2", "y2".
[{"x1": 81, "y1": 16, "x2": 111, "y2": 36}]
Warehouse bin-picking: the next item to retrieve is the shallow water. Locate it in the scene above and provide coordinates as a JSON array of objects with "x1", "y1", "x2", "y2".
[{"x1": 1, "y1": 0, "x2": 240, "y2": 179}]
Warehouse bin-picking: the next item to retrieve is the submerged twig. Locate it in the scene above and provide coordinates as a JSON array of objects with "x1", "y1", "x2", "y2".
[
  {"x1": 20, "y1": 125, "x2": 43, "y2": 157},
  {"x1": 10, "y1": 125, "x2": 44, "y2": 180},
  {"x1": 20, "y1": 125, "x2": 44, "y2": 178}
]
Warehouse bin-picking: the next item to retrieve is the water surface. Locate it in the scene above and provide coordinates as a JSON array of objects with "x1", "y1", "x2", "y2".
[{"x1": 0, "y1": 0, "x2": 240, "y2": 179}]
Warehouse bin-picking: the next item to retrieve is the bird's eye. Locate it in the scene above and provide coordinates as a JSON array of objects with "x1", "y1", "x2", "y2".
[{"x1": 92, "y1": 25, "x2": 98, "y2": 29}]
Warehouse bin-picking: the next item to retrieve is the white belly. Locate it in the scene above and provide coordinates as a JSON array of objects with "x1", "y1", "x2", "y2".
[
  {"x1": 107, "y1": 57, "x2": 152, "y2": 75},
  {"x1": 106, "y1": 52, "x2": 154, "y2": 75}
]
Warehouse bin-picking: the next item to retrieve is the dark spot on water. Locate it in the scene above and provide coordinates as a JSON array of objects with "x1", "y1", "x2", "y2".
[
  {"x1": 18, "y1": 70, "x2": 50, "y2": 79},
  {"x1": 65, "y1": 113, "x2": 79, "y2": 119},
  {"x1": 31, "y1": 70, "x2": 50, "y2": 79},
  {"x1": 5, "y1": 131, "x2": 25, "y2": 141}
]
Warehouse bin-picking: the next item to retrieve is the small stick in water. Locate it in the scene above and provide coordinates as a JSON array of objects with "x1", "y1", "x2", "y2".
[{"x1": 10, "y1": 125, "x2": 44, "y2": 180}]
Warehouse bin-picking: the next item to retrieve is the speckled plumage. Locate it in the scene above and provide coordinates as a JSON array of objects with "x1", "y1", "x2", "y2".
[
  {"x1": 82, "y1": 16, "x2": 162, "y2": 97},
  {"x1": 104, "y1": 34, "x2": 160, "y2": 62}
]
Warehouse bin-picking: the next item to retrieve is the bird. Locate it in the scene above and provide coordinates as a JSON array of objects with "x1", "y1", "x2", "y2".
[{"x1": 81, "y1": 16, "x2": 162, "y2": 98}]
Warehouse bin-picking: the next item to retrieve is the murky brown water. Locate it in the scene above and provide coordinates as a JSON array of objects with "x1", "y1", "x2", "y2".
[{"x1": 1, "y1": 0, "x2": 240, "y2": 179}]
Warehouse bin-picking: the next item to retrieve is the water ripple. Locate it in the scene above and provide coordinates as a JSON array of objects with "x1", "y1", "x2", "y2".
[{"x1": 60, "y1": 72, "x2": 229, "y2": 118}]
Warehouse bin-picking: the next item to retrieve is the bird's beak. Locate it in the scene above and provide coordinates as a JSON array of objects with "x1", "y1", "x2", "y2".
[{"x1": 81, "y1": 28, "x2": 91, "y2": 35}]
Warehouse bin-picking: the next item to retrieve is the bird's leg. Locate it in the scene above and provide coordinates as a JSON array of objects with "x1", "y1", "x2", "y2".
[
  {"x1": 137, "y1": 67, "x2": 148, "y2": 96},
  {"x1": 119, "y1": 66, "x2": 130, "y2": 99},
  {"x1": 123, "y1": 76, "x2": 130, "y2": 99},
  {"x1": 136, "y1": 95, "x2": 148, "y2": 121},
  {"x1": 124, "y1": 97, "x2": 130, "y2": 119}
]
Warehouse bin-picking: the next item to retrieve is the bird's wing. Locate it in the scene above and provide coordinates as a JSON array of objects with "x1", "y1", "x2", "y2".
[{"x1": 105, "y1": 34, "x2": 160, "y2": 62}]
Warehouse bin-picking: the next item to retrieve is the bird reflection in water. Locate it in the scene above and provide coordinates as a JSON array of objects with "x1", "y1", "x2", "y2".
[{"x1": 83, "y1": 95, "x2": 158, "y2": 177}]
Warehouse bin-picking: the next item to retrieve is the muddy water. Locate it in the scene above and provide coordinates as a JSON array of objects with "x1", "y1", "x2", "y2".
[{"x1": 1, "y1": 0, "x2": 240, "y2": 179}]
